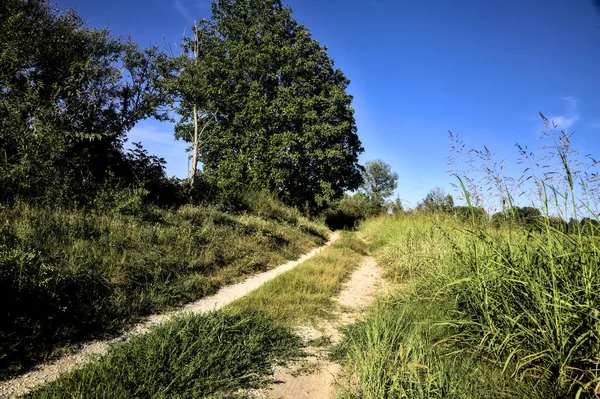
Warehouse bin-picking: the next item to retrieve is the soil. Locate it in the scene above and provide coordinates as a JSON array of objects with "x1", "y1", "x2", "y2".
[{"x1": 253, "y1": 255, "x2": 384, "y2": 399}]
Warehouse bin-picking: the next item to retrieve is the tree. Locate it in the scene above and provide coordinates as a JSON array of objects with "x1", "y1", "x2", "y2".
[
  {"x1": 174, "y1": 0, "x2": 363, "y2": 210},
  {"x1": 0, "y1": 0, "x2": 172, "y2": 205},
  {"x1": 165, "y1": 21, "x2": 218, "y2": 185},
  {"x1": 388, "y1": 196, "x2": 404, "y2": 214},
  {"x1": 419, "y1": 187, "x2": 454, "y2": 212},
  {"x1": 360, "y1": 159, "x2": 398, "y2": 206}
]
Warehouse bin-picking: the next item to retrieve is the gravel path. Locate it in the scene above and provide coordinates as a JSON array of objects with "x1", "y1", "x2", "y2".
[
  {"x1": 258, "y1": 255, "x2": 384, "y2": 399},
  {"x1": 0, "y1": 233, "x2": 339, "y2": 399}
]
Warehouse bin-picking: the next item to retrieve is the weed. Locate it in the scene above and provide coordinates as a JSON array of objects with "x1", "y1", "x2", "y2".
[{"x1": 0, "y1": 202, "x2": 327, "y2": 378}]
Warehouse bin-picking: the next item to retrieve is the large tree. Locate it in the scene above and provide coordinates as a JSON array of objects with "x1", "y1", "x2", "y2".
[
  {"x1": 0, "y1": 0, "x2": 172, "y2": 205},
  {"x1": 175, "y1": 0, "x2": 363, "y2": 210}
]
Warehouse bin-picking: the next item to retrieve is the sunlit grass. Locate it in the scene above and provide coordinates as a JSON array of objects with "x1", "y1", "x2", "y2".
[
  {"x1": 335, "y1": 210, "x2": 599, "y2": 398},
  {"x1": 228, "y1": 232, "x2": 367, "y2": 325},
  {"x1": 25, "y1": 310, "x2": 301, "y2": 399},
  {"x1": 0, "y1": 202, "x2": 328, "y2": 378}
]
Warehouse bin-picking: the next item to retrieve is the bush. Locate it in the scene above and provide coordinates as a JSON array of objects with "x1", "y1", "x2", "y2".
[{"x1": 323, "y1": 193, "x2": 386, "y2": 230}]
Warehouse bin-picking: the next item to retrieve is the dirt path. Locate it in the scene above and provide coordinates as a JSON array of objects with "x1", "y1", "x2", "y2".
[
  {"x1": 0, "y1": 233, "x2": 339, "y2": 399},
  {"x1": 256, "y1": 255, "x2": 383, "y2": 399}
]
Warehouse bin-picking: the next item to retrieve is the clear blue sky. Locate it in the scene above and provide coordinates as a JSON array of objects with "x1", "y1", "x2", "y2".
[{"x1": 57, "y1": 0, "x2": 600, "y2": 208}]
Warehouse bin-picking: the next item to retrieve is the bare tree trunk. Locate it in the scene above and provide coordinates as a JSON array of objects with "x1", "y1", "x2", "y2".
[
  {"x1": 190, "y1": 25, "x2": 200, "y2": 185},
  {"x1": 191, "y1": 104, "x2": 199, "y2": 184}
]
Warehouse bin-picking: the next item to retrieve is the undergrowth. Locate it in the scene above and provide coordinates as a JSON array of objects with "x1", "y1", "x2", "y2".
[{"x1": 0, "y1": 201, "x2": 328, "y2": 378}]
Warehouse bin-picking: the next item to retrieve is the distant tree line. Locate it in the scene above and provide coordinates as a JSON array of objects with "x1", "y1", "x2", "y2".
[{"x1": 412, "y1": 188, "x2": 598, "y2": 234}]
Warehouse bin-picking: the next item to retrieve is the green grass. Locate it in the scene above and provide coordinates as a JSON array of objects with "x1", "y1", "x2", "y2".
[
  {"x1": 0, "y1": 201, "x2": 328, "y2": 378},
  {"x1": 332, "y1": 296, "x2": 548, "y2": 399},
  {"x1": 227, "y1": 231, "x2": 367, "y2": 325},
  {"x1": 25, "y1": 310, "x2": 301, "y2": 399},
  {"x1": 333, "y1": 213, "x2": 600, "y2": 398}
]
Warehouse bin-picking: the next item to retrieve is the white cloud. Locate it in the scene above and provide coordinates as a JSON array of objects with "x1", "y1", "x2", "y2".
[
  {"x1": 550, "y1": 115, "x2": 579, "y2": 129},
  {"x1": 549, "y1": 96, "x2": 580, "y2": 129}
]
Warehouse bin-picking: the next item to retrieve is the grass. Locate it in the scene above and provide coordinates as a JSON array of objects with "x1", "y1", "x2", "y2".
[
  {"x1": 0, "y1": 201, "x2": 328, "y2": 378},
  {"x1": 332, "y1": 215, "x2": 546, "y2": 398},
  {"x1": 332, "y1": 297, "x2": 550, "y2": 399},
  {"x1": 227, "y1": 231, "x2": 367, "y2": 325},
  {"x1": 25, "y1": 310, "x2": 302, "y2": 399},
  {"x1": 334, "y1": 211, "x2": 599, "y2": 398},
  {"x1": 335, "y1": 123, "x2": 600, "y2": 399}
]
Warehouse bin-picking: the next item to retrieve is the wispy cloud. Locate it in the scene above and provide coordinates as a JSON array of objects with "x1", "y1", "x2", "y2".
[
  {"x1": 549, "y1": 96, "x2": 580, "y2": 129},
  {"x1": 589, "y1": 122, "x2": 600, "y2": 129},
  {"x1": 174, "y1": 0, "x2": 192, "y2": 21},
  {"x1": 173, "y1": 0, "x2": 211, "y2": 21}
]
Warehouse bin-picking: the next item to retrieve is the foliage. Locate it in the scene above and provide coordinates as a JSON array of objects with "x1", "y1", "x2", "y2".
[
  {"x1": 26, "y1": 310, "x2": 301, "y2": 398},
  {"x1": 452, "y1": 205, "x2": 488, "y2": 223},
  {"x1": 0, "y1": 203, "x2": 326, "y2": 378},
  {"x1": 388, "y1": 196, "x2": 404, "y2": 214},
  {"x1": 323, "y1": 193, "x2": 385, "y2": 230},
  {"x1": 0, "y1": 0, "x2": 173, "y2": 206},
  {"x1": 491, "y1": 206, "x2": 541, "y2": 228},
  {"x1": 417, "y1": 187, "x2": 455, "y2": 213},
  {"x1": 171, "y1": 0, "x2": 364, "y2": 211},
  {"x1": 360, "y1": 159, "x2": 398, "y2": 205}
]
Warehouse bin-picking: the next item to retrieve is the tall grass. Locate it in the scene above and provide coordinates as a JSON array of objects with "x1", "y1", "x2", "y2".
[
  {"x1": 448, "y1": 117, "x2": 600, "y2": 396},
  {"x1": 0, "y1": 200, "x2": 328, "y2": 378},
  {"x1": 25, "y1": 310, "x2": 301, "y2": 399},
  {"x1": 336, "y1": 119, "x2": 600, "y2": 398}
]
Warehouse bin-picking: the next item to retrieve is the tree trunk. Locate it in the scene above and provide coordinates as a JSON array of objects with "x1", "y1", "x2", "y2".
[
  {"x1": 190, "y1": 26, "x2": 200, "y2": 185},
  {"x1": 190, "y1": 104, "x2": 199, "y2": 184}
]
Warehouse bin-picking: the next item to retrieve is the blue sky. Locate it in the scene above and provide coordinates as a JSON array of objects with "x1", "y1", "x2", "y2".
[{"x1": 57, "y1": 0, "x2": 600, "y2": 209}]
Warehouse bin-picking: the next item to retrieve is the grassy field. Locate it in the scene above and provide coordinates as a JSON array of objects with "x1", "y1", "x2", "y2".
[
  {"x1": 228, "y1": 231, "x2": 367, "y2": 324},
  {"x1": 0, "y1": 197, "x2": 328, "y2": 378},
  {"x1": 24, "y1": 310, "x2": 301, "y2": 399},
  {"x1": 333, "y1": 213, "x2": 600, "y2": 399}
]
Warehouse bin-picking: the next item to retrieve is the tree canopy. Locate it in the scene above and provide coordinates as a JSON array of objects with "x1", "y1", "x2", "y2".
[
  {"x1": 0, "y1": 0, "x2": 173, "y2": 205},
  {"x1": 172, "y1": 0, "x2": 364, "y2": 210},
  {"x1": 360, "y1": 159, "x2": 398, "y2": 205},
  {"x1": 419, "y1": 187, "x2": 455, "y2": 212}
]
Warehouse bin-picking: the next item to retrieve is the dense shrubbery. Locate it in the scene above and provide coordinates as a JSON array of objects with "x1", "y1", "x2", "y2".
[{"x1": 323, "y1": 193, "x2": 387, "y2": 230}]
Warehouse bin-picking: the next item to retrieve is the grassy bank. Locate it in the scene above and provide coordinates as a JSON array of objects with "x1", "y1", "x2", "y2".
[
  {"x1": 25, "y1": 310, "x2": 301, "y2": 399},
  {"x1": 228, "y1": 231, "x2": 367, "y2": 325},
  {"x1": 0, "y1": 199, "x2": 328, "y2": 378},
  {"x1": 334, "y1": 214, "x2": 599, "y2": 398}
]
